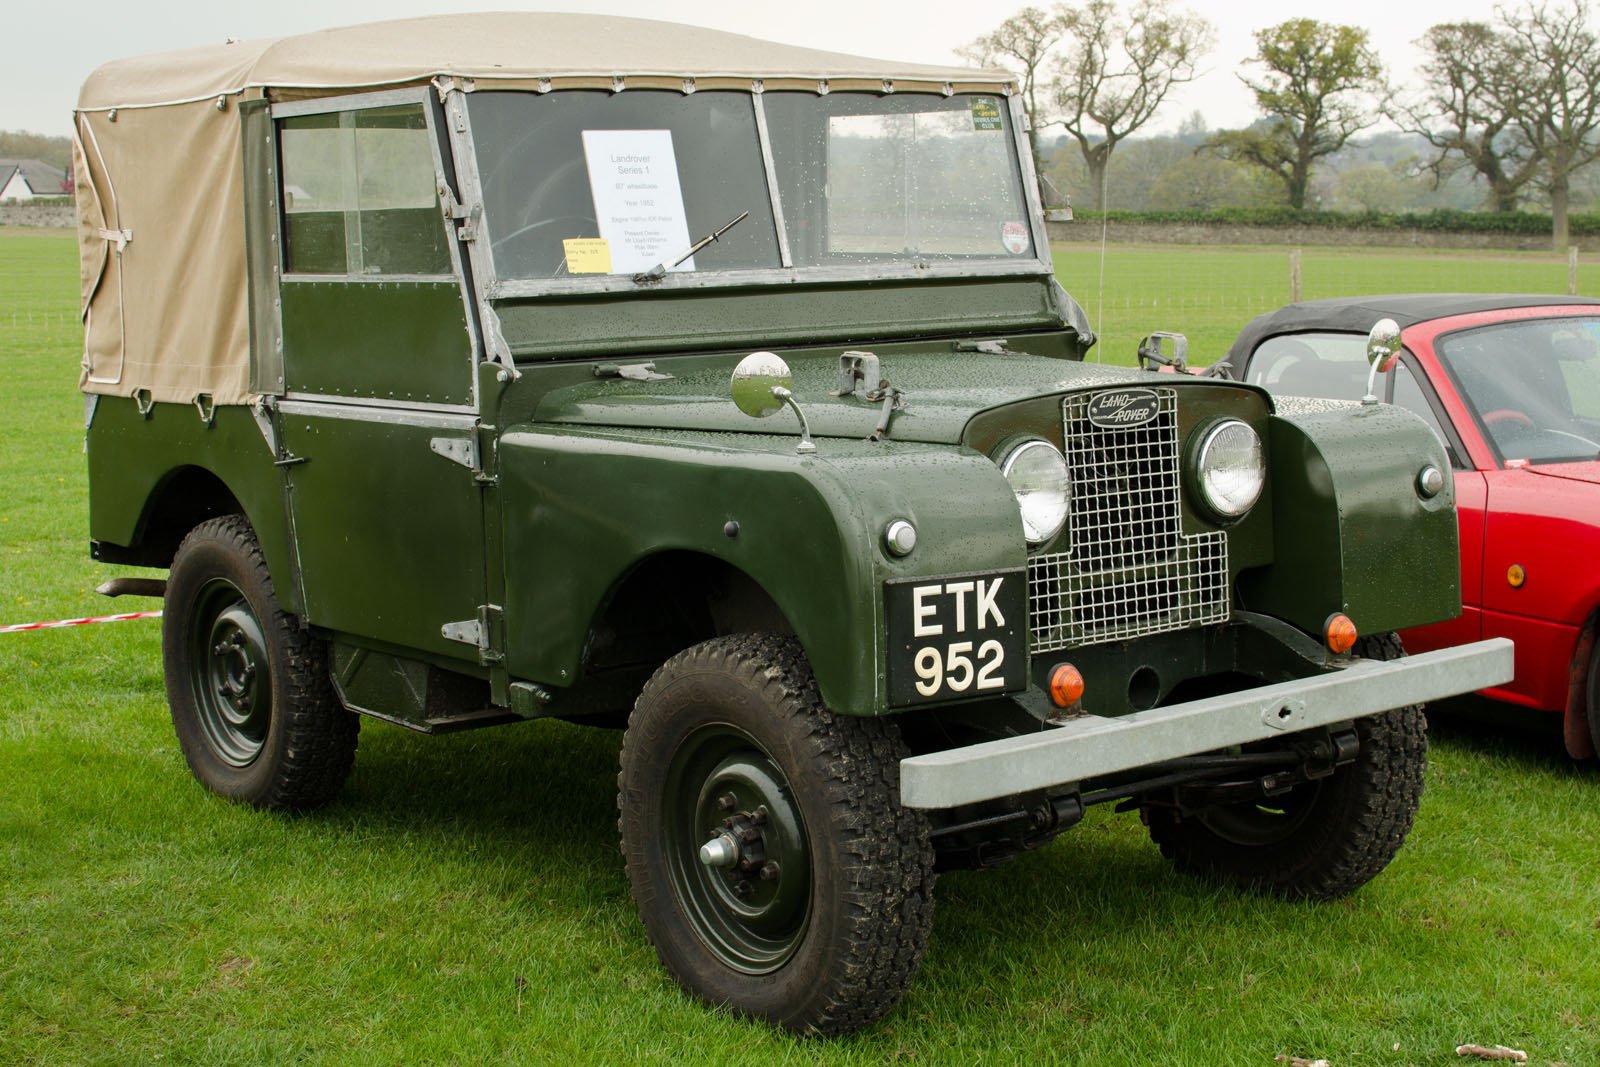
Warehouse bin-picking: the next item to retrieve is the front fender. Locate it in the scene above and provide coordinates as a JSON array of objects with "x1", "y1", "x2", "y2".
[
  {"x1": 1238, "y1": 400, "x2": 1460, "y2": 636},
  {"x1": 496, "y1": 427, "x2": 1023, "y2": 714}
]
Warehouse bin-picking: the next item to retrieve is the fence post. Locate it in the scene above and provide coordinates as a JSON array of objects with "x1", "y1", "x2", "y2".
[
  {"x1": 1289, "y1": 249, "x2": 1303, "y2": 303},
  {"x1": 1569, "y1": 246, "x2": 1579, "y2": 296}
]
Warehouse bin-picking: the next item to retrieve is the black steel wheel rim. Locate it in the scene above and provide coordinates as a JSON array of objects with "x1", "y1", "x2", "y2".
[
  {"x1": 188, "y1": 577, "x2": 272, "y2": 767},
  {"x1": 663, "y1": 722, "x2": 811, "y2": 974},
  {"x1": 1198, "y1": 782, "x2": 1323, "y2": 847}
]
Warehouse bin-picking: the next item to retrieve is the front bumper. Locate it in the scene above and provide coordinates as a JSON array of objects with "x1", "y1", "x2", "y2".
[{"x1": 899, "y1": 637, "x2": 1514, "y2": 809}]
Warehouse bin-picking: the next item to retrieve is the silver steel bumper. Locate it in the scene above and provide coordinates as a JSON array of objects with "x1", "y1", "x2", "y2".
[{"x1": 899, "y1": 638, "x2": 1514, "y2": 809}]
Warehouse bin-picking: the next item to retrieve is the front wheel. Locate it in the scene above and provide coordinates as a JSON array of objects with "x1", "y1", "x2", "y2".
[
  {"x1": 1142, "y1": 634, "x2": 1426, "y2": 900},
  {"x1": 163, "y1": 515, "x2": 358, "y2": 809},
  {"x1": 618, "y1": 634, "x2": 935, "y2": 1035}
]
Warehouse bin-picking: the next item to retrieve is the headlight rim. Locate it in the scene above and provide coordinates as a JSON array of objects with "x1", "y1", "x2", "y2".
[
  {"x1": 997, "y1": 436, "x2": 1070, "y2": 548},
  {"x1": 1189, "y1": 417, "x2": 1265, "y2": 523}
]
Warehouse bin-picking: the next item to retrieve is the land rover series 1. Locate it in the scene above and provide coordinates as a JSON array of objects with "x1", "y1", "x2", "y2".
[{"x1": 74, "y1": 14, "x2": 1512, "y2": 1034}]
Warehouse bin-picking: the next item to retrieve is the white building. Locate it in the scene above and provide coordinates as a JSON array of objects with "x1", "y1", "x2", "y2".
[{"x1": 0, "y1": 159, "x2": 68, "y2": 202}]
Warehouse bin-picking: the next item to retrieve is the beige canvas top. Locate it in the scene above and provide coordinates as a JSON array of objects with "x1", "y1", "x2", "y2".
[
  {"x1": 74, "y1": 13, "x2": 1013, "y2": 405},
  {"x1": 79, "y1": 13, "x2": 1011, "y2": 108}
]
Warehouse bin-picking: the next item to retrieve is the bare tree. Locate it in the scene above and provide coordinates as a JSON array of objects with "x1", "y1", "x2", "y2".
[
  {"x1": 1495, "y1": 1, "x2": 1600, "y2": 248},
  {"x1": 959, "y1": 7, "x2": 1073, "y2": 189},
  {"x1": 1394, "y1": 22, "x2": 1539, "y2": 212},
  {"x1": 1051, "y1": 0, "x2": 1214, "y2": 210},
  {"x1": 963, "y1": 1, "x2": 1212, "y2": 211},
  {"x1": 1206, "y1": 19, "x2": 1386, "y2": 209}
]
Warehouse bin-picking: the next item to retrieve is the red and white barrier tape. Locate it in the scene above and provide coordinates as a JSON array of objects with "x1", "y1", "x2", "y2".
[{"x1": 0, "y1": 610, "x2": 163, "y2": 634}]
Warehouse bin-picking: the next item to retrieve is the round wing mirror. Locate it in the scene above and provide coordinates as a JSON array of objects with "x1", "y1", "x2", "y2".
[
  {"x1": 1366, "y1": 318, "x2": 1402, "y2": 373},
  {"x1": 1361, "y1": 318, "x2": 1403, "y2": 405},
  {"x1": 731, "y1": 351, "x2": 793, "y2": 419}
]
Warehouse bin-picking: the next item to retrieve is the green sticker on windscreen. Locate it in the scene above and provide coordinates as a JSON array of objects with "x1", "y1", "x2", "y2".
[{"x1": 970, "y1": 97, "x2": 1003, "y2": 131}]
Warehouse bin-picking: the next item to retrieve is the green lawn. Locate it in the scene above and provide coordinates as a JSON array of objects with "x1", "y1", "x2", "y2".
[{"x1": 3, "y1": 229, "x2": 1598, "y2": 1065}]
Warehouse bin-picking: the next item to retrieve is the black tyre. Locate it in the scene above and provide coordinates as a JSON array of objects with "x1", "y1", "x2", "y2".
[
  {"x1": 1143, "y1": 633, "x2": 1426, "y2": 900},
  {"x1": 618, "y1": 634, "x2": 935, "y2": 1035},
  {"x1": 163, "y1": 515, "x2": 357, "y2": 809},
  {"x1": 1586, "y1": 629, "x2": 1600, "y2": 757}
]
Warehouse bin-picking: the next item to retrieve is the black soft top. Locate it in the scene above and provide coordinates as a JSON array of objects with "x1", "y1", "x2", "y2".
[{"x1": 1221, "y1": 293, "x2": 1600, "y2": 373}]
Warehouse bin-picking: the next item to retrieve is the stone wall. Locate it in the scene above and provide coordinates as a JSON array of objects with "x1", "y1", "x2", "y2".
[
  {"x1": 1, "y1": 201, "x2": 75, "y2": 228},
  {"x1": 1045, "y1": 218, "x2": 1589, "y2": 252}
]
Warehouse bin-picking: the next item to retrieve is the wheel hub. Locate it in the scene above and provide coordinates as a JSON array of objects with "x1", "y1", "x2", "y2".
[
  {"x1": 189, "y1": 582, "x2": 273, "y2": 768},
  {"x1": 664, "y1": 726, "x2": 812, "y2": 974},
  {"x1": 698, "y1": 799, "x2": 785, "y2": 894}
]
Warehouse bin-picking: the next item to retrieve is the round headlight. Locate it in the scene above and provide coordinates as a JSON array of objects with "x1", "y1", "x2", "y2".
[
  {"x1": 999, "y1": 439, "x2": 1069, "y2": 546},
  {"x1": 1192, "y1": 419, "x2": 1264, "y2": 520}
]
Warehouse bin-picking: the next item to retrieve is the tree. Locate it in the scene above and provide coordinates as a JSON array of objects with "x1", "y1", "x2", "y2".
[
  {"x1": 963, "y1": 1, "x2": 1212, "y2": 211},
  {"x1": 0, "y1": 131, "x2": 72, "y2": 172},
  {"x1": 1206, "y1": 20, "x2": 1385, "y2": 209},
  {"x1": 1332, "y1": 164, "x2": 1408, "y2": 212},
  {"x1": 1495, "y1": 1, "x2": 1600, "y2": 248},
  {"x1": 1395, "y1": 22, "x2": 1539, "y2": 212},
  {"x1": 1051, "y1": 0, "x2": 1214, "y2": 210},
  {"x1": 959, "y1": 7, "x2": 1073, "y2": 194},
  {"x1": 1145, "y1": 156, "x2": 1260, "y2": 210}
]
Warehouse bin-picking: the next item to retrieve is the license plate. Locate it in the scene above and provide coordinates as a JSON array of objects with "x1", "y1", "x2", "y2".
[{"x1": 885, "y1": 570, "x2": 1027, "y2": 706}]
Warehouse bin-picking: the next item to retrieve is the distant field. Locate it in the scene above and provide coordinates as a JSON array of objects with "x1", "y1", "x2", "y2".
[{"x1": 3, "y1": 230, "x2": 1598, "y2": 1064}]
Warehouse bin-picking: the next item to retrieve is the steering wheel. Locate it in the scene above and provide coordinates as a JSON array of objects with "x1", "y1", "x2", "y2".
[{"x1": 1483, "y1": 408, "x2": 1534, "y2": 429}]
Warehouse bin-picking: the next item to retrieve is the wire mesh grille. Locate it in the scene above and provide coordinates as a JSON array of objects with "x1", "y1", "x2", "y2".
[{"x1": 1029, "y1": 388, "x2": 1229, "y2": 651}]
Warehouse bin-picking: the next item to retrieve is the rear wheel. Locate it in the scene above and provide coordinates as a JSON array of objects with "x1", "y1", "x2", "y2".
[
  {"x1": 1586, "y1": 631, "x2": 1600, "y2": 758},
  {"x1": 1143, "y1": 634, "x2": 1426, "y2": 899},
  {"x1": 163, "y1": 515, "x2": 357, "y2": 809},
  {"x1": 618, "y1": 634, "x2": 935, "y2": 1034}
]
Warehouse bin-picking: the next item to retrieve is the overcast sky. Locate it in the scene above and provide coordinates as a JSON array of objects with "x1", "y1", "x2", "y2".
[{"x1": 5, "y1": 0, "x2": 1519, "y2": 138}]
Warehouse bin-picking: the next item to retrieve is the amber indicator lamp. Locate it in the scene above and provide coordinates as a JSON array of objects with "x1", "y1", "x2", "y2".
[
  {"x1": 1324, "y1": 613, "x2": 1358, "y2": 654},
  {"x1": 1048, "y1": 663, "x2": 1085, "y2": 708}
]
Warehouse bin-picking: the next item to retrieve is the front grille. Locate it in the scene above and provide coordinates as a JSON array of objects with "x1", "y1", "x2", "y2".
[{"x1": 1029, "y1": 389, "x2": 1228, "y2": 651}]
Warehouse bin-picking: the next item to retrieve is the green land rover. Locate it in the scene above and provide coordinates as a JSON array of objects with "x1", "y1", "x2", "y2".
[{"x1": 74, "y1": 14, "x2": 1512, "y2": 1034}]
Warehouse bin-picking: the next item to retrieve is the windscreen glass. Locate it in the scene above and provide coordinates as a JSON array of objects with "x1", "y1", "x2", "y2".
[
  {"x1": 466, "y1": 90, "x2": 781, "y2": 279},
  {"x1": 1437, "y1": 316, "x2": 1600, "y2": 464},
  {"x1": 763, "y1": 92, "x2": 1035, "y2": 265},
  {"x1": 465, "y1": 89, "x2": 1036, "y2": 282}
]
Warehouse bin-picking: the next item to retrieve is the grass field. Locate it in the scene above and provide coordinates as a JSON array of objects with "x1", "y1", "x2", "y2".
[
  {"x1": 3, "y1": 228, "x2": 1600, "y2": 1065},
  {"x1": 1053, "y1": 241, "x2": 1597, "y2": 366}
]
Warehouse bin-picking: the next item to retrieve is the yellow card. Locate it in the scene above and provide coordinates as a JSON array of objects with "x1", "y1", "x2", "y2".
[{"x1": 563, "y1": 238, "x2": 613, "y2": 274}]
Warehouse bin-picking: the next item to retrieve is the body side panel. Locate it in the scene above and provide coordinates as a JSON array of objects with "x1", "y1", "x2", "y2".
[
  {"x1": 495, "y1": 427, "x2": 1022, "y2": 715},
  {"x1": 86, "y1": 399, "x2": 296, "y2": 605}
]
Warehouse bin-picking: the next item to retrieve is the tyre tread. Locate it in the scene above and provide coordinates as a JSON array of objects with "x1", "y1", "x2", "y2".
[
  {"x1": 1145, "y1": 633, "x2": 1425, "y2": 900},
  {"x1": 618, "y1": 633, "x2": 935, "y2": 1035},
  {"x1": 165, "y1": 515, "x2": 357, "y2": 810}
]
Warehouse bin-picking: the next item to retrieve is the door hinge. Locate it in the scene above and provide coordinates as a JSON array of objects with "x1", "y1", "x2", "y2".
[
  {"x1": 441, "y1": 604, "x2": 504, "y2": 665},
  {"x1": 437, "y1": 180, "x2": 481, "y2": 242},
  {"x1": 430, "y1": 434, "x2": 496, "y2": 486},
  {"x1": 430, "y1": 434, "x2": 478, "y2": 470}
]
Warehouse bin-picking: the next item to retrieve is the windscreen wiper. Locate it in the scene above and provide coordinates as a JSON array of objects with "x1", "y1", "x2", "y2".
[{"x1": 633, "y1": 211, "x2": 749, "y2": 284}]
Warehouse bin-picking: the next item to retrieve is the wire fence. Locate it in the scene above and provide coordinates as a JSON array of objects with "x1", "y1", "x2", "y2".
[{"x1": 1052, "y1": 241, "x2": 1595, "y2": 365}]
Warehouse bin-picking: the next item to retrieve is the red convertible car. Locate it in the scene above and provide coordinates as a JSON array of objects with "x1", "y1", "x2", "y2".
[{"x1": 1219, "y1": 294, "x2": 1600, "y2": 758}]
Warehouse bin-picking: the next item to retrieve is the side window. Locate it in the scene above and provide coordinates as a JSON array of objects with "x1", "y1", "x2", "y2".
[
  {"x1": 1392, "y1": 361, "x2": 1462, "y2": 468},
  {"x1": 280, "y1": 104, "x2": 450, "y2": 276}
]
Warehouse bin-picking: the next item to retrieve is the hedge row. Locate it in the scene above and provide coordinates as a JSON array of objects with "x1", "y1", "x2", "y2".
[{"x1": 1073, "y1": 207, "x2": 1600, "y2": 236}]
